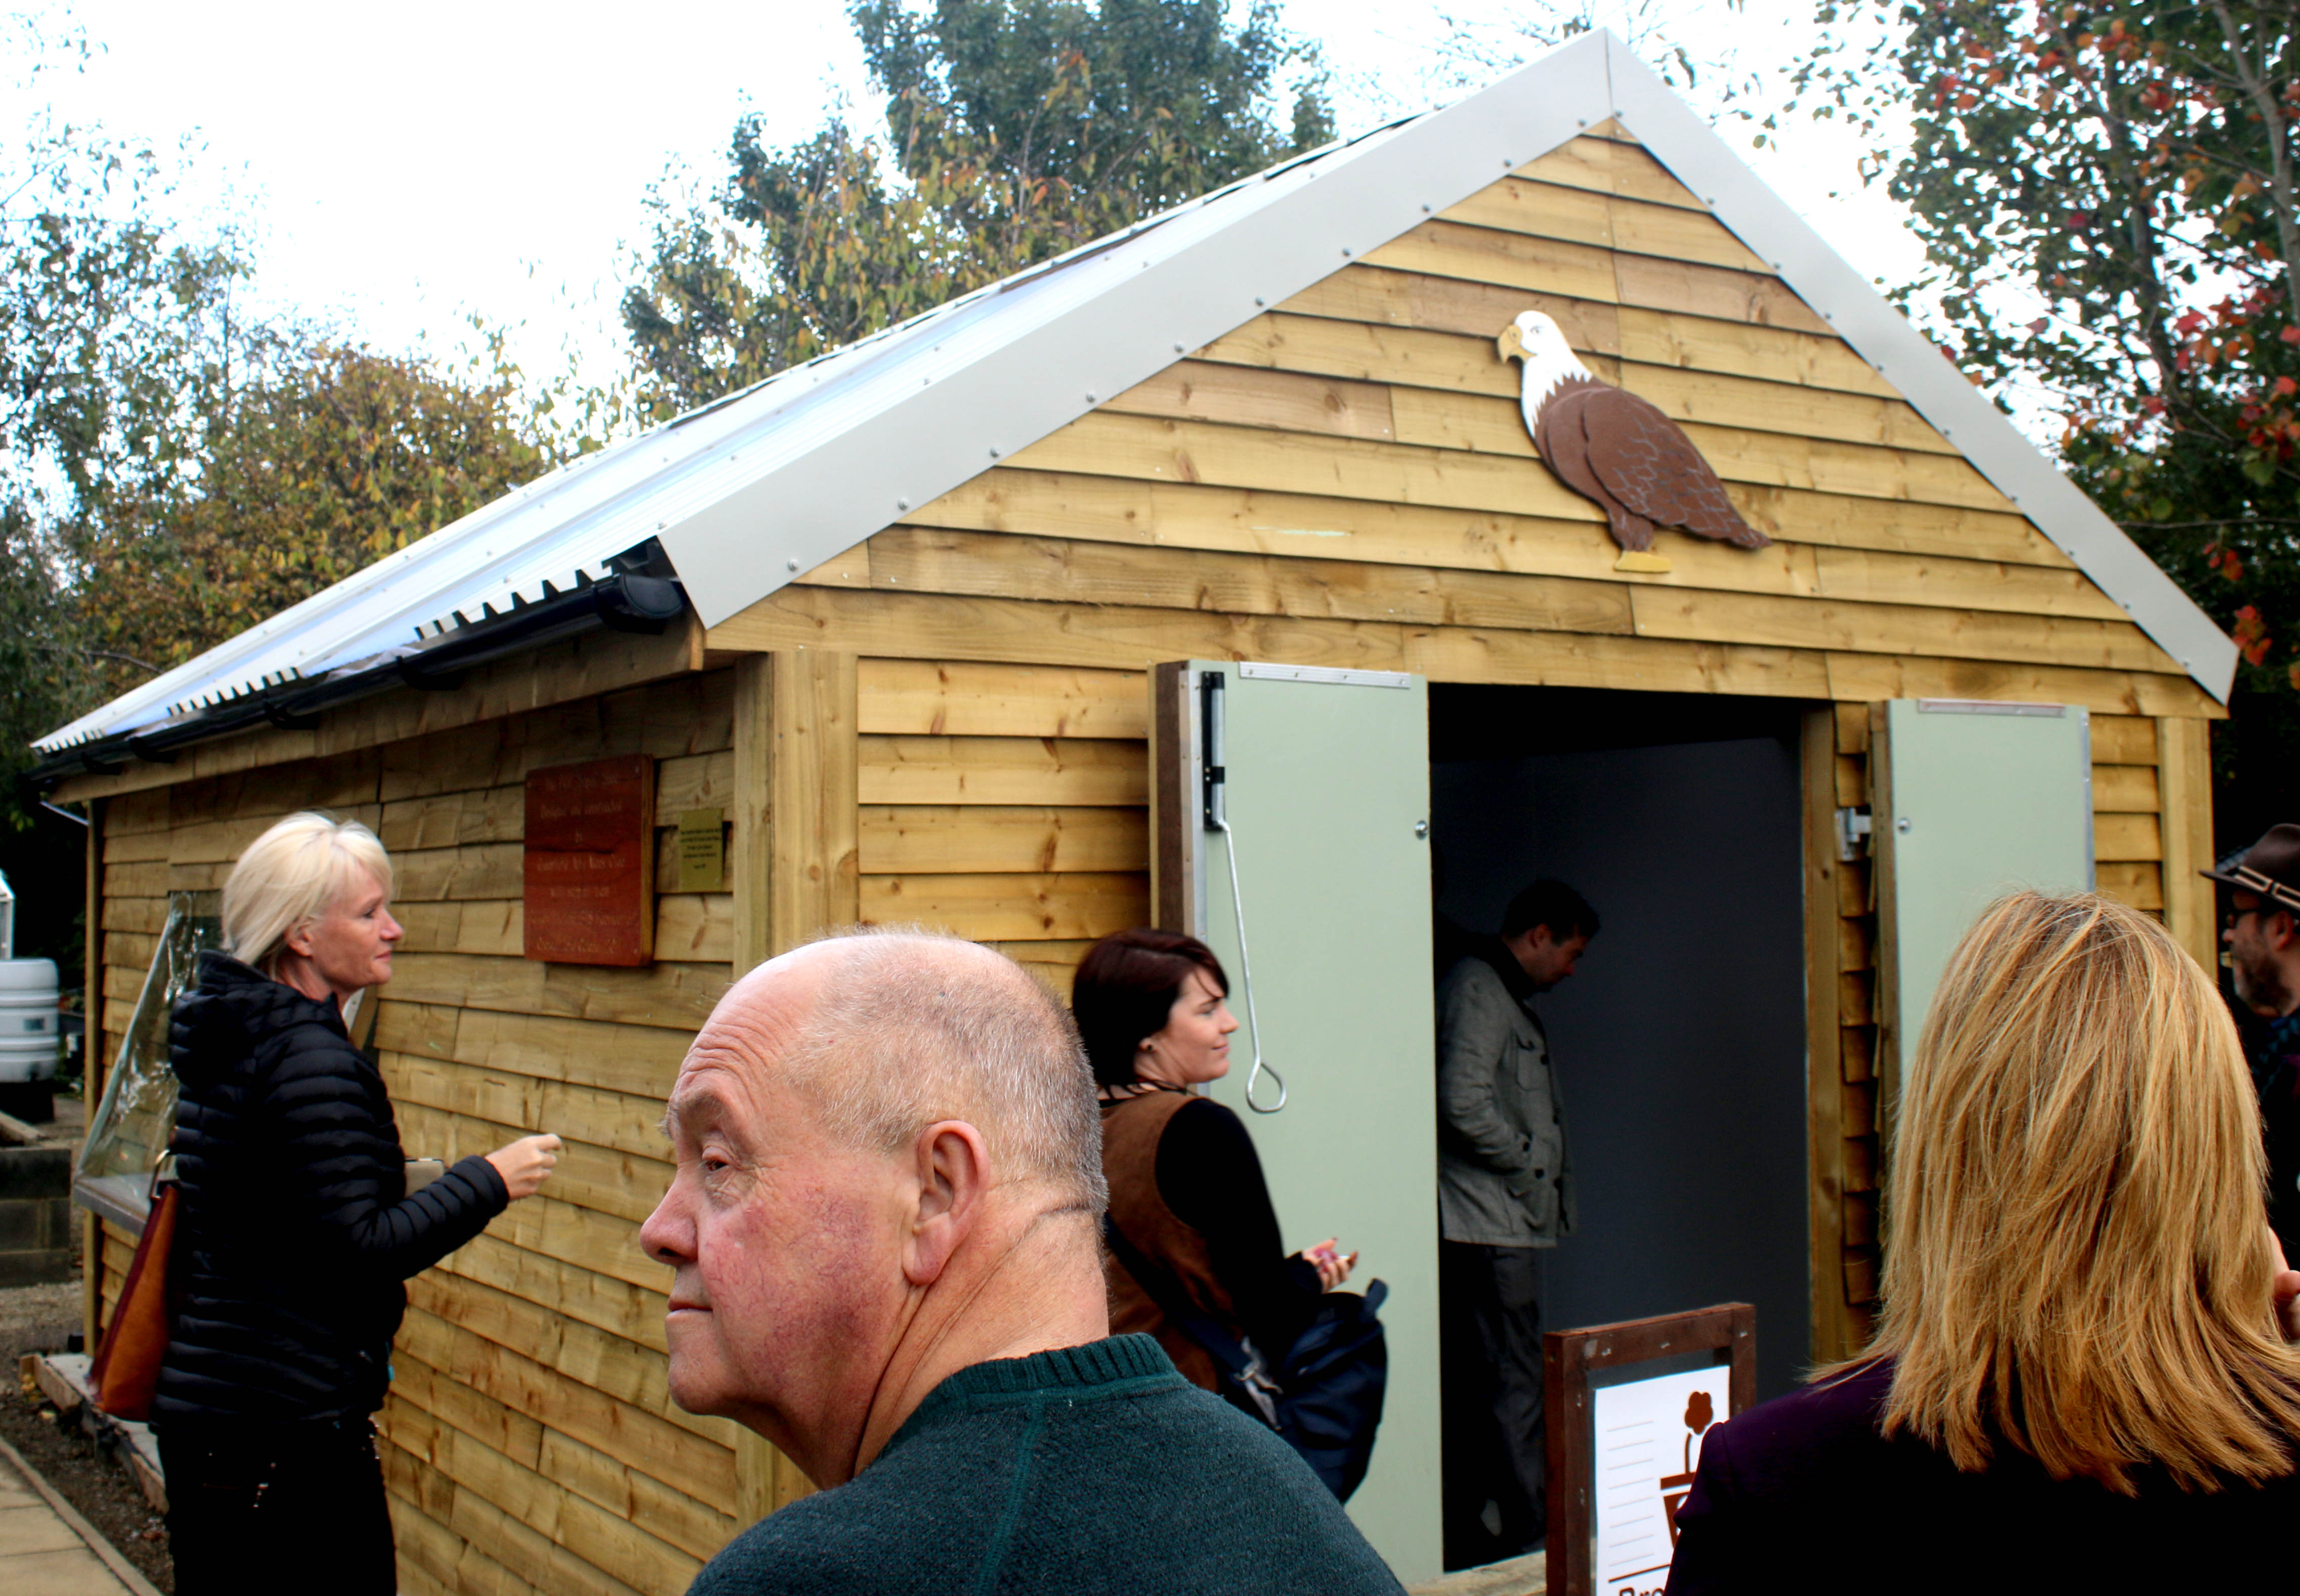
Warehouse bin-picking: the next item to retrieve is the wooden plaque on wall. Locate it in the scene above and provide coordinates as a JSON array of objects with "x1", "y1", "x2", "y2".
[{"x1": 524, "y1": 754, "x2": 656, "y2": 966}]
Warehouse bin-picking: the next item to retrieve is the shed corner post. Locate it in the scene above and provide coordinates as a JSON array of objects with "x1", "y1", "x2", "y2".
[
  {"x1": 727, "y1": 648, "x2": 861, "y2": 1526},
  {"x1": 1798, "y1": 707, "x2": 1853, "y2": 1365},
  {"x1": 2154, "y1": 716, "x2": 2215, "y2": 970},
  {"x1": 81, "y1": 795, "x2": 104, "y2": 1356}
]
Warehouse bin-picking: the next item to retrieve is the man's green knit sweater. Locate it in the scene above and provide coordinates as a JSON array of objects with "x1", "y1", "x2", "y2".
[{"x1": 688, "y1": 1334, "x2": 1405, "y2": 1595}]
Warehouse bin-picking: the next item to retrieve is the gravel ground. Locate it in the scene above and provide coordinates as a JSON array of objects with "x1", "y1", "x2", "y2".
[{"x1": 0, "y1": 1278, "x2": 174, "y2": 1593}]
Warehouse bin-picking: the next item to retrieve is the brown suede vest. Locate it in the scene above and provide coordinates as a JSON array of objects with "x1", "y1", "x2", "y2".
[{"x1": 1100, "y1": 1091, "x2": 1239, "y2": 1393}]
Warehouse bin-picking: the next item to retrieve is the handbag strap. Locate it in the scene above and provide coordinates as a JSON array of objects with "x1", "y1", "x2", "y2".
[{"x1": 1099, "y1": 1213, "x2": 1260, "y2": 1384}]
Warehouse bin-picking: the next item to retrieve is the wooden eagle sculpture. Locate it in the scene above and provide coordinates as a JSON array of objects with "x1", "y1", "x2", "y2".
[{"x1": 1498, "y1": 309, "x2": 1770, "y2": 572}]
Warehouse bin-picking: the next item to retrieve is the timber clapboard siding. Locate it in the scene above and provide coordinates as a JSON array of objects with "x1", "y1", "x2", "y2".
[
  {"x1": 53, "y1": 123, "x2": 2222, "y2": 1593},
  {"x1": 718, "y1": 125, "x2": 2222, "y2": 1367}
]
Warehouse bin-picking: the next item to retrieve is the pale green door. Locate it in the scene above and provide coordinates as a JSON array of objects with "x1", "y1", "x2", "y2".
[
  {"x1": 1876, "y1": 698, "x2": 2096, "y2": 1073},
  {"x1": 1178, "y1": 660, "x2": 1442, "y2": 1581}
]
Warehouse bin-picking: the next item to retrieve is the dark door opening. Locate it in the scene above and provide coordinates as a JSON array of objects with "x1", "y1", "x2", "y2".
[{"x1": 1429, "y1": 686, "x2": 1811, "y2": 1401}]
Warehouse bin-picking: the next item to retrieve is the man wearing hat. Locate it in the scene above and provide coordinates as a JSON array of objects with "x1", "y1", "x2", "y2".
[{"x1": 2205, "y1": 823, "x2": 2300, "y2": 1255}]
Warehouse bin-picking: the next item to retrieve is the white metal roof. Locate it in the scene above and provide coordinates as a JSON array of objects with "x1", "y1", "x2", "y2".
[{"x1": 37, "y1": 30, "x2": 2234, "y2": 755}]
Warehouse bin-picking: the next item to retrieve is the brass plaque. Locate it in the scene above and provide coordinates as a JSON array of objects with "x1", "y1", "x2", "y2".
[{"x1": 676, "y1": 807, "x2": 726, "y2": 894}]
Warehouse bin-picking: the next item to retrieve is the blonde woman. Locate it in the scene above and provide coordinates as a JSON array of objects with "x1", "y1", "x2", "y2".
[
  {"x1": 155, "y1": 812, "x2": 560, "y2": 1596},
  {"x1": 1667, "y1": 893, "x2": 2300, "y2": 1593}
]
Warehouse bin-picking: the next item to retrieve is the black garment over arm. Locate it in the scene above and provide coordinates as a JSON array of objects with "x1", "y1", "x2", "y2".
[
  {"x1": 1155, "y1": 1096, "x2": 1323, "y2": 1355},
  {"x1": 260, "y1": 1017, "x2": 506, "y2": 1279}
]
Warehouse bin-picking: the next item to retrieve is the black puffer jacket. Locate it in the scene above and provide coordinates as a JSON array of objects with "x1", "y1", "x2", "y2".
[{"x1": 154, "y1": 952, "x2": 509, "y2": 1424}]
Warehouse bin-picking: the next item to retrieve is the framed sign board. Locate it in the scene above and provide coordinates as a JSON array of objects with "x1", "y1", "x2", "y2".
[
  {"x1": 1545, "y1": 1304, "x2": 1756, "y2": 1596},
  {"x1": 524, "y1": 755, "x2": 656, "y2": 966}
]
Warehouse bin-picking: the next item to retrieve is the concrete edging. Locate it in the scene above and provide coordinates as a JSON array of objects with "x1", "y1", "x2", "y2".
[{"x1": 0, "y1": 1432, "x2": 163, "y2": 1596}]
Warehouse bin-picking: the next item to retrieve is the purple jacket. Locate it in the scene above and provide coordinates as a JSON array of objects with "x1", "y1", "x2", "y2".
[{"x1": 1667, "y1": 1357, "x2": 2297, "y2": 1594}]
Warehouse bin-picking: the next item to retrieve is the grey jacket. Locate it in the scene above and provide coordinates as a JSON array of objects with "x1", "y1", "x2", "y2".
[{"x1": 1435, "y1": 950, "x2": 1574, "y2": 1247}]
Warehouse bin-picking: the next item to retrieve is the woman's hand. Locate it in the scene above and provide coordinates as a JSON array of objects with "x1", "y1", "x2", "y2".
[
  {"x1": 486, "y1": 1134, "x2": 562, "y2": 1201},
  {"x1": 1299, "y1": 1238, "x2": 1358, "y2": 1292},
  {"x1": 2273, "y1": 1232, "x2": 2300, "y2": 1342}
]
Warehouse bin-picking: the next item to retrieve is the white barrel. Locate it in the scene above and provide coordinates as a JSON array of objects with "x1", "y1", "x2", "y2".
[{"x1": 0, "y1": 961, "x2": 60, "y2": 1083}]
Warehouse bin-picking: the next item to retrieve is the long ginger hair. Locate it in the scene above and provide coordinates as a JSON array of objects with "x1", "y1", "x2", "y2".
[{"x1": 1856, "y1": 891, "x2": 2300, "y2": 1492}]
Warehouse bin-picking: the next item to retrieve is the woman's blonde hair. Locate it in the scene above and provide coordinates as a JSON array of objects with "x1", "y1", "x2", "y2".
[
  {"x1": 222, "y1": 812, "x2": 393, "y2": 975},
  {"x1": 1859, "y1": 890, "x2": 2300, "y2": 1492}
]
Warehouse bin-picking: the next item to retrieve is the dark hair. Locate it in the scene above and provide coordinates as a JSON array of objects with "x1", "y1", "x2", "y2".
[
  {"x1": 1501, "y1": 879, "x2": 1599, "y2": 942},
  {"x1": 1071, "y1": 928, "x2": 1229, "y2": 1089}
]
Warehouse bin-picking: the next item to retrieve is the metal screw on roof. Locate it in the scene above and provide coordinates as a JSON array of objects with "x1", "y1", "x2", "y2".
[
  {"x1": 1085, "y1": 392, "x2": 1096, "y2": 403},
  {"x1": 1254, "y1": 296, "x2": 1266, "y2": 306},
  {"x1": 1577, "y1": 118, "x2": 1588, "y2": 128},
  {"x1": 989, "y1": 447, "x2": 1001, "y2": 458},
  {"x1": 786, "y1": 558, "x2": 800, "y2": 571},
  {"x1": 1174, "y1": 342, "x2": 1185, "y2": 353},
  {"x1": 1341, "y1": 247, "x2": 1351, "y2": 257},
  {"x1": 898, "y1": 499, "x2": 910, "y2": 511},
  {"x1": 1422, "y1": 203, "x2": 1433, "y2": 213}
]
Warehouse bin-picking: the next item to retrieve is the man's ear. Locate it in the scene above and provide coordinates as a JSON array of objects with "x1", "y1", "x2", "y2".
[{"x1": 903, "y1": 1120, "x2": 991, "y2": 1288}]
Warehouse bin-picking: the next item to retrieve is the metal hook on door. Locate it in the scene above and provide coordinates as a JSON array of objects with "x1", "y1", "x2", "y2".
[{"x1": 1201, "y1": 672, "x2": 1285, "y2": 1114}]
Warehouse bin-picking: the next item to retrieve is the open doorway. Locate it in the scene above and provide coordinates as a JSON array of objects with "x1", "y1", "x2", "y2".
[{"x1": 1429, "y1": 686, "x2": 1811, "y2": 1402}]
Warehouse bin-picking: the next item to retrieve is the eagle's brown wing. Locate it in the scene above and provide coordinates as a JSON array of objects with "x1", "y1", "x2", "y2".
[
  {"x1": 1578, "y1": 387, "x2": 1769, "y2": 548},
  {"x1": 1534, "y1": 380, "x2": 1653, "y2": 551}
]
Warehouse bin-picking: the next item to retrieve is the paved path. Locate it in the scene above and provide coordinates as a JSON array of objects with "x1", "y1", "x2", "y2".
[{"x1": 0, "y1": 1437, "x2": 158, "y2": 1595}]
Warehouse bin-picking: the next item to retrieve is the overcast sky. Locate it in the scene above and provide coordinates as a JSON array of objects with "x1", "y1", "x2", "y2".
[{"x1": 15, "y1": 0, "x2": 1931, "y2": 421}]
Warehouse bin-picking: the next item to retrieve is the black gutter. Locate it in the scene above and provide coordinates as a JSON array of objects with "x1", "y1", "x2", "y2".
[{"x1": 32, "y1": 572, "x2": 686, "y2": 786}]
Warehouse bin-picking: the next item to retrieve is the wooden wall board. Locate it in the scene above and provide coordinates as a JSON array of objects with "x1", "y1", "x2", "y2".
[
  {"x1": 867, "y1": 522, "x2": 2150, "y2": 675},
  {"x1": 381, "y1": 953, "x2": 729, "y2": 1032},
  {"x1": 857, "y1": 659, "x2": 1149, "y2": 739},
  {"x1": 908, "y1": 464, "x2": 2070, "y2": 577},
  {"x1": 1280, "y1": 267, "x2": 1624, "y2": 354},
  {"x1": 858, "y1": 870, "x2": 1148, "y2": 943},
  {"x1": 859, "y1": 805, "x2": 1147, "y2": 874},
  {"x1": 377, "y1": 1004, "x2": 689, "y2": 1099},
  {"x1": 1512, "y1": 134, "x2": 1708, "y2": 211},
  {"x1": 712, "y1": 582, "x2": 2208, "y2": 715},
  {"x1": 866, "y1": 524, "x2": 1638, "y2": 636},
  {"x1": 765, "y1": 650, "x2": 862, "y2": 951},
  {"x1": 379, "y1": 1429, "x2": 650, "y2": 1596},
  {"x1": 433, "y1": 1231, "x2": 670, "y2": 1358},
  {"x1": 858, "y1": 733, "x2": 1148, "y2": 807},
  {"x1": 1099, "y1": 360, "x2": 1398, "y2": 441},
  {"x1": 391, "y1": 1350, "x2": 737, "y2": 1566},
  {"x1": 1364, "y1": 218, "x2": 1621, "y2": 302},
  {"x1": 1628, "y1": 587, "x2": 2174, "y2": 674},
  {"x1": 2156, "y1": 718, "x2": 2216, "y2": 967}
]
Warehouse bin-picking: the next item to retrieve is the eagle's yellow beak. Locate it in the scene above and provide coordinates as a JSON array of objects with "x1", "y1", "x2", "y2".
[{"x1": 1496, "y1": 323, "x2": 1525, "y2": 363}]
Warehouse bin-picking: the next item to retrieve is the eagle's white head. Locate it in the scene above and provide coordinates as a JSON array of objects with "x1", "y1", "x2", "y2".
[{"x1": 1496, "y1": 309, "x2": 1593, "y2": 409}]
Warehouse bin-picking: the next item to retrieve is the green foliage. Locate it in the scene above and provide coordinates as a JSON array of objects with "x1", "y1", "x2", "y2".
[
  {"x1": 622, "y1": 0, "x2": 1333, "y2": 417},
  {"x1": 0, "y1": 14, "x2": 246, "y2": 825},
  {"x1": 1788, "y1": 1, "x2": 2300, "y2": 844},
  {"x1": 0, "y1": 19, "x2": 594, "y2": 828},
  {"x1": 82, "y1": 336, "x2": 567, "y2": 695}
]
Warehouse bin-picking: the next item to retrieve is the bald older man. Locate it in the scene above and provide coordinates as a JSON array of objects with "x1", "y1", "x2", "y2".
[{"x1": 642, "y1": 928, "x2": 1402, "y2": 1595}]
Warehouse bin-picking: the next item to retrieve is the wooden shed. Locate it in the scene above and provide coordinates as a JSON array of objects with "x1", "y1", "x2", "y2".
[{"x1": 37, "y1": 31, "x2": 2232, "y2": 1594}]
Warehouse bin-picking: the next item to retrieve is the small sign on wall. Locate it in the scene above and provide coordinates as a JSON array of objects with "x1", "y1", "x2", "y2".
[
  {"x1": 1545, "y1": 1304, "x2": 1755, "y2": 1596},
  {"x1": 675, "y1": 807, "x2": 727, "y2": 893},
  {"x1": 524, "y1": 755, "x2": 657, "y2": 966}
]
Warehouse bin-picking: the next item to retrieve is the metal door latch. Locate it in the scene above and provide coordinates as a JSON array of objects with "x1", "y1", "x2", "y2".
[{"x1": 1835, "y1": 807, "x2": 1873, "y2": 863}]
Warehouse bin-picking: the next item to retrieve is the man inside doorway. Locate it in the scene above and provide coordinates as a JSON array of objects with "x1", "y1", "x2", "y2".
[
  {"x1": 2206, "y1": 824, "x2": 2300, "y2": 1259},
  {"x1": 1435, "y1": 879, "x2": 1598, "y2": 1570}
]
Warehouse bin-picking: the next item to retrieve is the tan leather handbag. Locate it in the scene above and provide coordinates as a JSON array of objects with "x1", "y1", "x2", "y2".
[{"x1": 89, "y1": 1178, "x2": 180, "y2": 1421}]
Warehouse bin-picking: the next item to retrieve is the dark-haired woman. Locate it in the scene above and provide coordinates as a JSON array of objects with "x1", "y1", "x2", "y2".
[{"x1": 1074, "y1": 927, "x2": 1354, "y2": 1398}]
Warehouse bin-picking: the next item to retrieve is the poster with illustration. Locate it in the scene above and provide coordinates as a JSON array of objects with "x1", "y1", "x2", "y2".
[{"x1": 1589, "y1": 1365, "x2": 1731, "y2": 1596}]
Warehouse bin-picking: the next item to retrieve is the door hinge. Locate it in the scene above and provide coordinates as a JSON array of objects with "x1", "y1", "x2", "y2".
[{"x1": 1835, "y1": 807, "x2": 1873, "y2": 863}]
